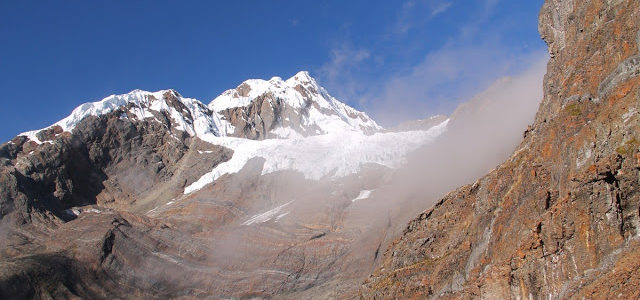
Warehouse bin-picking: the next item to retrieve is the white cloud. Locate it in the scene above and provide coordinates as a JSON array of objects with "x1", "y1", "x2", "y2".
[
  {"x1": 430, "y1": 1, "x2": 452, "y2": 16},
  {"x1": 387, "y1": 55, "x2": 548, "y2": 212},
  {"x1": 318, "y1": 45, "x2": 371, "y2": 101},
  {"x1": 362, "y1": 42, "x2": 547, "y2": 126},
  {"x1": 394, "y1": 0, "x2": 417, "y2": 34},
  {"x1": 393, "y1": 0, "x2": 454, "y2": 34}
]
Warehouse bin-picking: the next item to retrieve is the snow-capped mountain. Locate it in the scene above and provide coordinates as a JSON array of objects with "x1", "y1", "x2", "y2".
[
  {"x1": 15, "y1": 72, "x2": 449, "y2": 195},
  {"x1": 210, "y1": 71, "x2": 382, "y2": 139},
  {"x1": 0, "y1": 80, "x2": 448, "y2": 299}
]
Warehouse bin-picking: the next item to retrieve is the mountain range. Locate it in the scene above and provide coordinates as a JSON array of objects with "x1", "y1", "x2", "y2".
[{"x1": 1, "y1": 69, "x2": 457, "y2": 298}]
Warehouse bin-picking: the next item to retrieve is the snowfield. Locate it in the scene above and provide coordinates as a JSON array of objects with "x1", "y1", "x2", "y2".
[{"x1": 185, "y1": 120, "x2": 448, "y2": 194}]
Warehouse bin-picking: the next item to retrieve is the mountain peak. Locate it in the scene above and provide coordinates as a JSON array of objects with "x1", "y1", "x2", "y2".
[
  {"x1": 288, "y1": 70, "x2": 314, "y2": 83},
  {"x1": 208, "y1": 71, "x2": 381, "y2": 138},
  {"x1": 209, "y1": 71, "x2": 321, "y2": 112}
]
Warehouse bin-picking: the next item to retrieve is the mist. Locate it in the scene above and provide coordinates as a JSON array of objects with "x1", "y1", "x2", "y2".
[{"x1": 372, "y1": 54, "x2": 548, "y2": 230}]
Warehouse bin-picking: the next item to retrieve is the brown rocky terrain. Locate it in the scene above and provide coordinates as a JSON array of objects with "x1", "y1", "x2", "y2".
[{"x1": 361, "y1": 0, "x2": 640, "y2": 298}]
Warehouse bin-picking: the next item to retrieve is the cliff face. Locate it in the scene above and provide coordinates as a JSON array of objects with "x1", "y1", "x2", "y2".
[{"x1": 362, "y1": 0, "x2": 640, "y2": 298}]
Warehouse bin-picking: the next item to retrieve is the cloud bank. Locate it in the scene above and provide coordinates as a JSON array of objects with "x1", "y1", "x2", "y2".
[{"x1": 367, "y1": 54, "x2": 548, "y2": 235}]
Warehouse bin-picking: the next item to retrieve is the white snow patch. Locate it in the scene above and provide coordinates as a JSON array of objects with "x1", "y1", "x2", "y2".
[
  {"x1": 20, "y1": 130, "x2": 43, "y2": 144},
  {"x1": 64, "y1": 208, "x2": 81, "y2": 217},
  {"x1": 64, "y1": 207, "x2": 102, "y2": 216},
  {"x1": 242, "y1": 201, "x2": 293, "y2": 226},
  {"x1": 275, "y1": 212, "x2": 290, "y2": 222},
  {"x1": 351, "y1": 190, "x2": 372, "y2": 202},
  {"x1": 622, "y1": 107, "x2": 637, "y2": 123}
]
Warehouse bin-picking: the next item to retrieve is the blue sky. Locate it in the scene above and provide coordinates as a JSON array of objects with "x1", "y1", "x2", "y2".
[{"x1": 0, "y1": 0, "x2": 545, "y2": 142}]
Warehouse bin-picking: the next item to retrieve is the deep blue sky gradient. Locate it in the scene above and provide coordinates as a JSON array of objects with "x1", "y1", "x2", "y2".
[{"x1": 0, "y1": 0, "x2": 545, "y2": 142}]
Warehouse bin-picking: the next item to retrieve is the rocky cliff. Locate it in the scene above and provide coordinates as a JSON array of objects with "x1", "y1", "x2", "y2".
[{"x1": 362, "y1": 0, "x2": 640, "y2": 298}]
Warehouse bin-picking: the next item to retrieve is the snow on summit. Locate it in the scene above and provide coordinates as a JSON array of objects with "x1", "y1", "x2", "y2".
[
  {"x1": 19, "y1": 89, "x2": 233, "y2": 143},
  {"x1": 210, "y1": 71, "x2": 331, "y2": 111},
  {"x1": 209, "y1": 71, "x2": 382, "y2": 136}
]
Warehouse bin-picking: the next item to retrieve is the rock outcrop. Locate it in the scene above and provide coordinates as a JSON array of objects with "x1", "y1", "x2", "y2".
[{"x1": 362, "y1": 0, "x2": 640, "y2": 298}]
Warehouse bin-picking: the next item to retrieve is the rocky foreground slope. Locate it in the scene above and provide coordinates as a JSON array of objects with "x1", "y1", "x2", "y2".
[{"x1": 362, "y1": 0, "x2": 640, "y2": 298}]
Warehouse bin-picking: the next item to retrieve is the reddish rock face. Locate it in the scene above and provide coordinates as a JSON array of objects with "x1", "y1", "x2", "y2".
[{"x1": 362, "y1": 0, "x2": 640, "y2": 298}]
